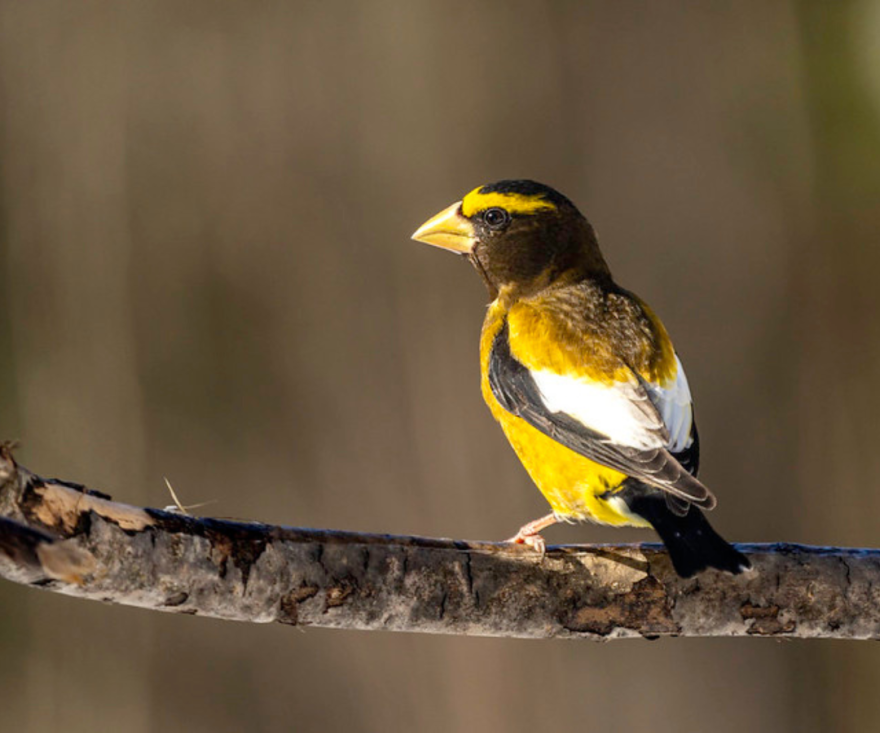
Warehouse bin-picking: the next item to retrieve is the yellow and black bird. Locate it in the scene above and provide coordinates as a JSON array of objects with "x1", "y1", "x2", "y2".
[{"x1": 412, "y1": 180, "x2": 748, "y2": 577}]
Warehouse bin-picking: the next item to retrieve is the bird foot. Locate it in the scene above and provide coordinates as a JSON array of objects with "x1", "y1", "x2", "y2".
[
  {"x1": 506, "y1": 531, "x2": 547, "y2": 558},
  {"x1": 505, "y1": 513, "x2": 558, "y2": 559}
]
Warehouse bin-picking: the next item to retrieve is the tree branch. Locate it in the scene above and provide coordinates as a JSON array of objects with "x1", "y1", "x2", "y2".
[{"x1": 0, "y1": 444, "x2": 877, "y2": 640}]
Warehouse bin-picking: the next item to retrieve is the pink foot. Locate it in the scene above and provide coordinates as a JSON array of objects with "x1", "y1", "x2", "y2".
[
  {"x1": 506, "y1": 530, "x2": 547, "y2": 557},
  {"x1": 506, "y1": 513, "x2": 559, "y2": 558}
]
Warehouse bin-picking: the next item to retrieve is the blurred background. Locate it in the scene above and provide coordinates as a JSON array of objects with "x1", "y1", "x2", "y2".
[{"x1": 1, "y1": 1, "x2": 879, "y2": 731}]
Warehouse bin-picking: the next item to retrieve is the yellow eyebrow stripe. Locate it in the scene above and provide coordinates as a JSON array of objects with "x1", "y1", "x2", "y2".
[{"x1": 461, "y1": 187, "x2": 557, "y2": 218}]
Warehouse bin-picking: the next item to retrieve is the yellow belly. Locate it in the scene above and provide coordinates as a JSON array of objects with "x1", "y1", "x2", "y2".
[
  {"x1": 491, "y1": 395, "x2": 649, "y2": 527},
  {"x1": 480, "y1": 297, "x2": 650, "y2": 528}
]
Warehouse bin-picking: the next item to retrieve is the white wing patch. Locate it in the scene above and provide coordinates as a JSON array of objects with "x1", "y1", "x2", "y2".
[
  {"x1": 642, "y1": 355, "x2": 694, "y2": 453},
  {"x1": 531, "y1": 370, "x2": 667, "y2": 450},
  {"x1": 529, "y1": 353, "x2": 694, "y2": 454}
]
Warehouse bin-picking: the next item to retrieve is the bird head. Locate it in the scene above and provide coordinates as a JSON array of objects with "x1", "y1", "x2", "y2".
[{"x1": 412, "y1": 180, "x2": 610, "y2": 299}]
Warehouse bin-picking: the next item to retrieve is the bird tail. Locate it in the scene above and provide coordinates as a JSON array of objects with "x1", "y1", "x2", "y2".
[{"x1": 622, "y1": 484, "x2": 750, "y2": 578}]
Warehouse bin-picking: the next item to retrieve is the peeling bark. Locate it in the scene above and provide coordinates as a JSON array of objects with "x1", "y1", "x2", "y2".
[{"x1": 1, "y1": 444, "x2": 878, "y2": 640}]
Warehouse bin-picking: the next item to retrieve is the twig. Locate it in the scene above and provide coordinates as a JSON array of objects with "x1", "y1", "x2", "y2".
[{"x1": 0, "y1": 444, "x2": 877, "y2": 640}]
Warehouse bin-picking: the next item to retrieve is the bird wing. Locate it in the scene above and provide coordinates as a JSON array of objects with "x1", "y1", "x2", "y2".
[
  {"x1": 638, "y1": 352, "x2": 701, "y2": 468},
  {"x1": 638, "y1": 356, "x2": 701, "y2": 514},
  {"x1": 488, "y1": 322, "x2": 715, "y2": 510}
]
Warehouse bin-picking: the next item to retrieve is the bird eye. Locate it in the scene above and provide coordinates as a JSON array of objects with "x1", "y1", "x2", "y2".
[{"x1": 482, "y1": 207, "x2": 510, "y2": 229}]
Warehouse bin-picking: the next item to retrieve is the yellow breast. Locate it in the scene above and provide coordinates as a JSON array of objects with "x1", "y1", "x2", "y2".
[{"x1": 479, "y1": 298, "x2": 650, "y2": 527}]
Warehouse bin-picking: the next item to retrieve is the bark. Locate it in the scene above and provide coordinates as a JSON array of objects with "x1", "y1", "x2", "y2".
[{"x1": 0, "y1": 444, "x2": 876, "y2": 640}]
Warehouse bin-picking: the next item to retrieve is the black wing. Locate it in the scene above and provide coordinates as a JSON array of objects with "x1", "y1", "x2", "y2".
[
  {"x1": 488, "y1": 322, "x2": 716, "y2": 510},
  {"x1": 663, "y1": 414, "x2": 700, "y2": 515}
]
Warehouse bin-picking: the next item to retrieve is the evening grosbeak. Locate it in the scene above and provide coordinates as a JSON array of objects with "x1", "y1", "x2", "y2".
[{"x1": 411, "y1": 180, "x2": 748, "y2": 577}]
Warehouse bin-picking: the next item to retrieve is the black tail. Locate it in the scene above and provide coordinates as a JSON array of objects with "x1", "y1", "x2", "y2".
[{"x1": 622, "y1": 484, "x2": 750, "y2": 578}]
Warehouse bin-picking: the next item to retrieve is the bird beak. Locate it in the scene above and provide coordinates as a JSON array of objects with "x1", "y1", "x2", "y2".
[{"x1": 411, "y1": 201, "x2": 476, "y2": 254}]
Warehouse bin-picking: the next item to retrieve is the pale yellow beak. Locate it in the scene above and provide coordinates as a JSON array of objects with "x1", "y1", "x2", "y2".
[{"x1": 411, "y1": 201, "x2": 476, "y2": 254}]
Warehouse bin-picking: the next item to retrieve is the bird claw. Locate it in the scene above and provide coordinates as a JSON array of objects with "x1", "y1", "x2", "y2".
[
  {"x1": 505, "y1": 513, "x2": 558, "y2": 559},
  {"x1": 506, "y1": 531, "x2": 547, "y2": 559}
]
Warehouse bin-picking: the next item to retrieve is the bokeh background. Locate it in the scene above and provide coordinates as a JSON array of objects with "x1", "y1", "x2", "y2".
[{"x1": 1, "y1": 2, "x2": 880, "y2": 731}]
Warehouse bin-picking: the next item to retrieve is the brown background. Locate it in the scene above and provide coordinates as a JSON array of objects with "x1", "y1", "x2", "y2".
[{"x1": 2, "y1": 2, "x2": 880, "y2": 732}]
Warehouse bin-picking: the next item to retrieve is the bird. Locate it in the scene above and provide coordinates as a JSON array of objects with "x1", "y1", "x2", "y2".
[{"x1": 411, "y1": 179, "x2": 749, "y2": 578}]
